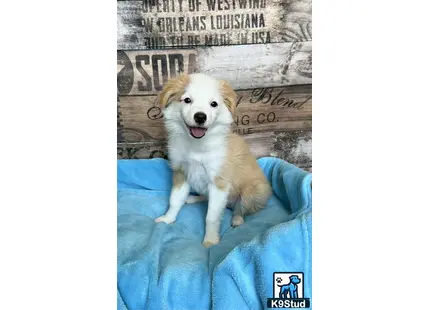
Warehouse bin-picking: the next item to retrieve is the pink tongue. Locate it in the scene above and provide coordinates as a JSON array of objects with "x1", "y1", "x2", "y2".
[{"x1": 190, "y1": 127, "x2": 206, "y2": 138}]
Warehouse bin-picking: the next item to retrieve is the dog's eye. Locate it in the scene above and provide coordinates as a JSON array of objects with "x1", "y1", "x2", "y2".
[
  {"x1": 210, "y1": 101, "x2": 218, "y2": 107},
  {"x1": 183, "y1": 97, "x2": 192, "y2": 104}
]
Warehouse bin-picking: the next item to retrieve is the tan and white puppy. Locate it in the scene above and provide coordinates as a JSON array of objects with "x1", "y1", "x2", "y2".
[{"x1": 154, "y1": 73, "x2": 272, "y2": 247}]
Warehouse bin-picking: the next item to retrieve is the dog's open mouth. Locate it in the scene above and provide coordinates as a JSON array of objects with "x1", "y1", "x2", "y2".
[{"x1": 187, "y1": 125, "x2": 207, "y2": 139}]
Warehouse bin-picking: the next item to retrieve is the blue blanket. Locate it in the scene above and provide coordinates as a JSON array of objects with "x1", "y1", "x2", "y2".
[{"x1": 117, "y1": 157, "x2": 312, "y2": 310}]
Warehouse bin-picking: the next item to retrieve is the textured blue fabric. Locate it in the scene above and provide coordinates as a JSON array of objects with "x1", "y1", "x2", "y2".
[{"x1": 117, "y1": 157, "x2": 312, "y2": 310}]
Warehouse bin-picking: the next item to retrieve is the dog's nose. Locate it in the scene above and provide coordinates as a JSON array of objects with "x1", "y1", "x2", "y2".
[{"x1": 193, "y1": 112, "x2": 207, "y2": 125}]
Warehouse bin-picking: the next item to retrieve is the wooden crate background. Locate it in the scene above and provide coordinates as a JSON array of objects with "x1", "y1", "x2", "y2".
[{"x1": 117, "y1": 0, "x2": 312, "y2": 171}]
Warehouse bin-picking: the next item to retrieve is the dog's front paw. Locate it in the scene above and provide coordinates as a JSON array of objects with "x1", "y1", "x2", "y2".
[
  {"x1": 202, "y1": 235, "x2": 220, "y2": 248},
  {"x1": 202, "y1": 240, "x2": 219, "y2": 248},
  {"x1": 154, "y1": 215, "x2": 176, "y2": 224}
]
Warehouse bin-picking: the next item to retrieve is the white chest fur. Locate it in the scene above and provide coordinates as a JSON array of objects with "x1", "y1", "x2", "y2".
[
  {"x1": 183, "y1": 157, "x2": 211, "y2": 195},
  {"x1": 182, "y1": 153, "x2": 220, "y2": 195},
  {"x1": 168, "y1": 136, "x2": 227, "y2": 195}
]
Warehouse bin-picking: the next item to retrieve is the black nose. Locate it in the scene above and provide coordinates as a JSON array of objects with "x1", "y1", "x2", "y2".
[{"x1": 193, "y1": 112, "x2": 207, "y2": 125}]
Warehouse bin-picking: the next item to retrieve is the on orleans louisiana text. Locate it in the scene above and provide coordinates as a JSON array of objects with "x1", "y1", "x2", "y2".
[{"x1": 141, "y1": 0, "x2": 271, "y2": 47}]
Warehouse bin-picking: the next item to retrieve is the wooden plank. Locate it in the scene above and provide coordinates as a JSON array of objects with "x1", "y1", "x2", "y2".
[
  {"x1": 117, "y1": 140, "x2": 168, "y2": 160},
  {"x1": 271, "y1": 130, "x2": 311, "y2": 167},
  {"x1": 117, "y1": 92, "x2": 124, "y2": 142},
  {"x1": 117, "y1": 43, "x2": 312, "y2": 95},
  {"x1": 117, "y1": 49, "x2": 198, "y2": 96},
  {"x1": 117, "y1": 130, "x2": 312, "y2": 169},
  {"x1": 119, "y1": 84, "x2": 312, "y2": 141},
  {"x1": 197, "y1": 42, "x2": 312, "y2": 89},
  {"x1": 117, "y1": 0, "x2": 312, "y2": 50}
]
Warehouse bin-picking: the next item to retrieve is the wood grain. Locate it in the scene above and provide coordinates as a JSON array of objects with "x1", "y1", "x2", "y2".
[
  {"x1": 272, "y1": 130, "x2": 311, "y2": 167},
  {"x1": 117, "y1": 0, "x2": 311, "y2": 50},
  {"x1": 198, "y1": 41, "x2": 312, "y2": 89},
  {"x1": 118, "y1": 84, "x2": 311, "y2": 142},
  {"x1": 117, "y1": 43, "x2": 312, "y2": 95},
  {"x1": 117, "y1": 140, "x2": 168, "y2": 160},
  {"x1": 117, "y1": 130, "x2": 312, "y2": 169},
  {"x1": 117, "y1": 92, "x2": 124, "y2": 142}
]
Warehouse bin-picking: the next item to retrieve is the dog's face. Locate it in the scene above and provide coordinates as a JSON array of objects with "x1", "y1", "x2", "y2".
[
  {"x1": 289, "y1": 275, "x2": 301, "y2": 284},
  {"x1": 157, "y1": 73, "x2": 236, "y2": 139}
]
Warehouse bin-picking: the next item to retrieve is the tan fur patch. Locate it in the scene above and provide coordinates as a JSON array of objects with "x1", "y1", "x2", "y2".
[
  {"x1": 215, "y1": 133, "x2": 272, "y2": 215},
  {"x1": 157, "y1": 74, "x2": 190, "y2": 109},
  {"x1": 219, "y1": 80, "x2": 237, "y2": 115},
  {"x1": 172, "y1": 169, "x2": 185, "y2": 188},
  {"x1": 214, "y1": 176, "x2": 228, "y2": 190}
]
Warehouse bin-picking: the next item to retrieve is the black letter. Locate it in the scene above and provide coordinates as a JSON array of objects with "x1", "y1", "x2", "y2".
[
  {"x1": 169, "y1": 54, "x2": 184, "y2": 77},
  {"x1": 257, "y1": 113, "x2": 265, "y2": 124},
  {"x1": 136, "y1": 55, "x2": 152, "y2": 91},
  {"x1": 152, "y1": 54, "x2": 168, "y2": 91}
]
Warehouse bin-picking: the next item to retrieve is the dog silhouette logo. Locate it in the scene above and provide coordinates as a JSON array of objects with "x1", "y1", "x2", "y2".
[
  {"x1": 277, "y1": 275, "x2": 301, "y2": 298},
  {"x1": 267, "y1": 272, "x2": 310, "y2": 308}
]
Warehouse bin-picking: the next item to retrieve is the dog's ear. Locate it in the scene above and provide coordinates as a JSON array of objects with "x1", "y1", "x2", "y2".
[
  {"x1": 156, "y1": 74, "x2": 190, "y2": 109},
  {"x1": 219, "y1": 80, "x2": 237, "y2": 115}
]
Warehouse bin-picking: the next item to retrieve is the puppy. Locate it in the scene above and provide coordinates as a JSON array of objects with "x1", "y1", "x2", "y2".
[{"x1": 154, "y1": 73, "x2": 272, "y2": 247}]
